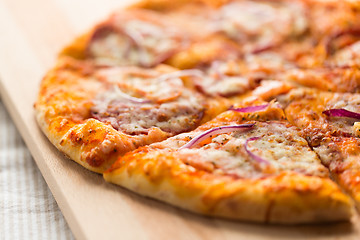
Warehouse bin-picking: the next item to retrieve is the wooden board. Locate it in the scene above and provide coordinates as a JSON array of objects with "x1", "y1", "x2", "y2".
[{"x1": 0, "y1": 0, "x2": 360, "y2": 239}]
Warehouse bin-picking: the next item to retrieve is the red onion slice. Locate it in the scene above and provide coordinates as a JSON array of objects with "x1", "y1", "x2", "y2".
[
  {"x1": 179, "y1": 124, "x2": 255, "y2": 150},
  {"x1": 244, "y1": 137, "x2": 270, "y2": 165},
  {"x1": 229, "y1": 104, "x2": 269, "y2": 113},
  {"x1": 250, "y1": 43, "x2": 276, "y2": 54},
  {"x1": 322, "y1": 108, "x2": 360, "y2": 119},
  {"x1": 114, "y1": 86, "x2": 150, "y2": 104}
]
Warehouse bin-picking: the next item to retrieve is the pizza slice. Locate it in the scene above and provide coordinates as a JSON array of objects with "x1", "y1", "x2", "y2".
[
  {"x1": 283, "y1": 88, "x2": 360, "y2": 209},
  {"x1": 104, "y1": 102, "x2": 353, "y2": 223},
  {"x1": 35, "y1": 58, "x2": 230, "y2": 173},
  {"x1": 312, "y1": 136, "x2": 360, "y2": 209}
]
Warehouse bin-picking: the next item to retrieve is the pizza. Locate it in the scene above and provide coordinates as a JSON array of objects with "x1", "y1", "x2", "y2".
[{"x1": 35, "y1": 0, "x2": 360, "y2": 224}]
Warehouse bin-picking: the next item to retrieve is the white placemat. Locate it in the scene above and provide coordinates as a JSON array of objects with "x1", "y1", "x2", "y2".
[{"x1": 0, "y1": 97, "x2": 74, "y2": 239}]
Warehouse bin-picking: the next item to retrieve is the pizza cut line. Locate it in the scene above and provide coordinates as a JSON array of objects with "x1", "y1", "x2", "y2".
[{"x1": 35, "y1": 0, "x2": 360, "y2": 223}]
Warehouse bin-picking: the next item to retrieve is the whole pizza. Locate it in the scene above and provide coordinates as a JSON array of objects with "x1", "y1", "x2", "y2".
[{"x1": 35, "y1": 0, "x2": 360, "y2": 224}]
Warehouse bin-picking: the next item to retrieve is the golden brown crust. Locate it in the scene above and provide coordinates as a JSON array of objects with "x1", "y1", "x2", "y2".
[
  {"x1": 337, "y1": 170, "x2": 360, "y2": 210},
  {"x1": 60, "y1": 33, "x2": 92, "y2": 60},
  {"x1": 104, "y1": 141, "x2": 353, "y2": 223}
]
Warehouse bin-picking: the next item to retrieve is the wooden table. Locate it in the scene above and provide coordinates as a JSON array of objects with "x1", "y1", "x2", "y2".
[{"x1": 1, "y1": 0, "x2": 360, "y2": 239}]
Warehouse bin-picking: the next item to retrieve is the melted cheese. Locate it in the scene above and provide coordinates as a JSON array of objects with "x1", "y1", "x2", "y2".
[
  {"x1": 196, "y1": 75, "x2": 252, "y2": 97},
  {"x1": 217, "y1": 0, "x2": 308, "y2": 51},
  {"x1": 333, "y1": 41, "x2": 360, "y2": 67},
  {"x1": 89, "y1": 16, "x2": 187, "y2": 67},
  {"x1": 90, "y1": 33, "x2": 135, "y2": 66},
  {"x1": 175, "y1": 122, "x2": 328, "y2": 179},
  {"x1": 97, "y1": 67, "x2": 184, "y2": 103},
  {"x1": 91, "y1": 68, "x2": 205, "y2": 135}
]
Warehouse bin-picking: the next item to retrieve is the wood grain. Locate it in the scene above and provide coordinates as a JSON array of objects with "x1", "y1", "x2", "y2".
[{"x1": 0, "y1": 0, "x2": 360, "y2": 239}]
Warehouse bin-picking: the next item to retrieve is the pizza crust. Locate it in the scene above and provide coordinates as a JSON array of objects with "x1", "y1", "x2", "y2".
[{"x1": 104, "y1": 147, "x2": 353, "y2": 223}]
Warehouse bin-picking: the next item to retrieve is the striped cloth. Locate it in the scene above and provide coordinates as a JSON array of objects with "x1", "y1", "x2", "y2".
[{"x1": 0, "y1": 97, "x2": 74, "y2": 239}]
